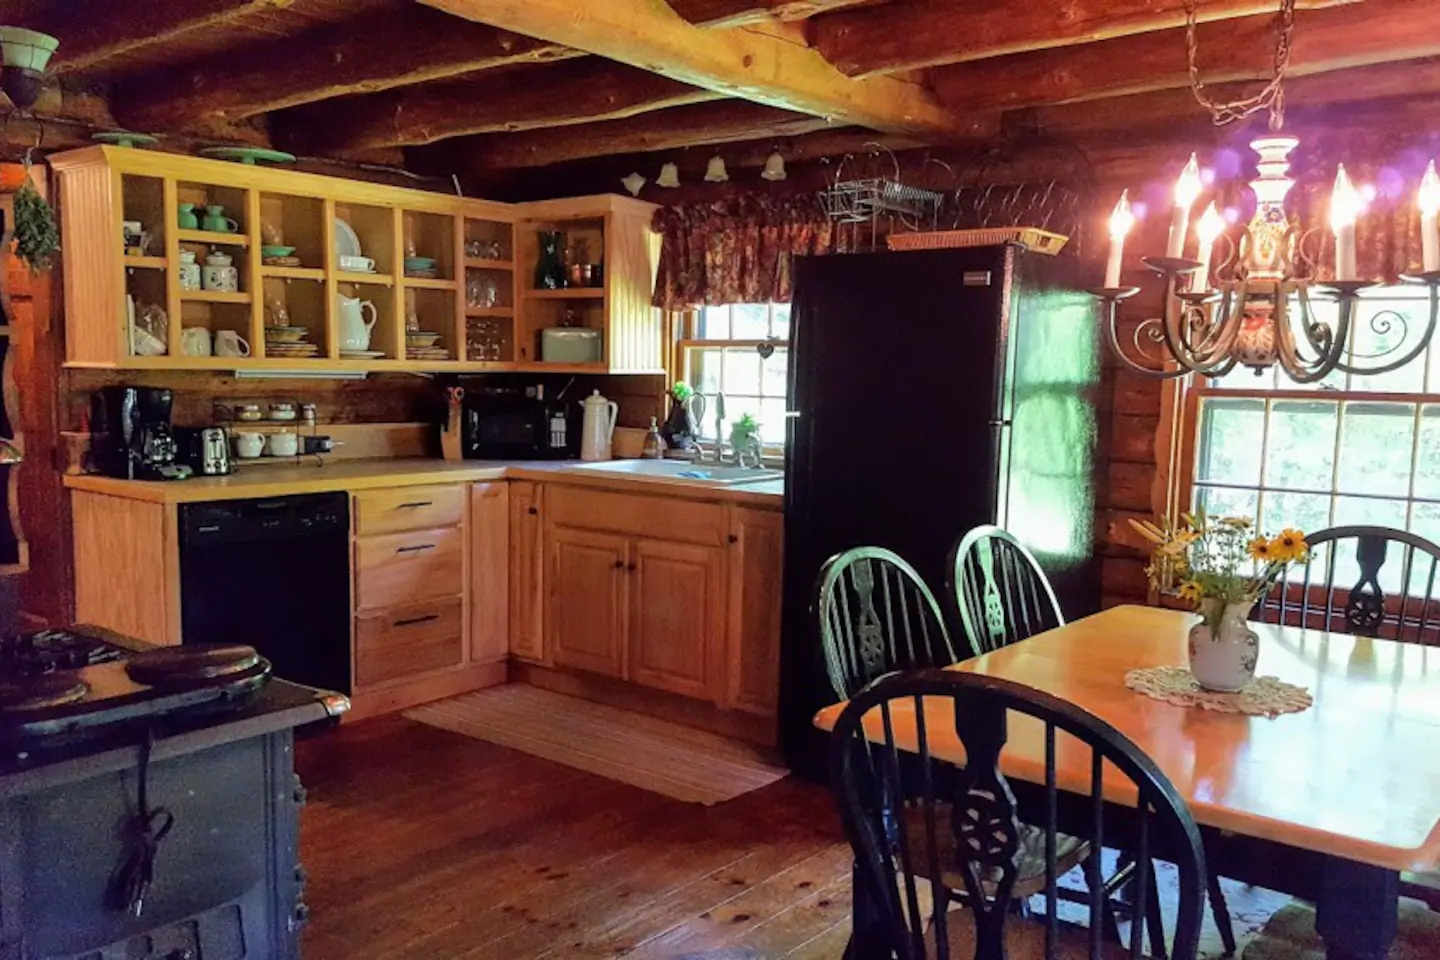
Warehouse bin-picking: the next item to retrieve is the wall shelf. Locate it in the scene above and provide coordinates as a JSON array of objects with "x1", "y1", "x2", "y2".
[
  {"x1": 465, "y1": 258, "x2": 514, "y2": 271},
  {"x1": 465, "y1": 307, "x2": 513, "y2": 318},
  {"x1": 402, "y1": 276, "x2": 458, "y2": 290},
  {"x1": 260, "y1": 265, "x2": 325, "y2": 281},
  {"x1": 523, "y1": 288, "x2": 605, "y2": 300},
  {"x1": 335, "y1": 271, "x2": 394, "y2": 286},
  {"x1": 123, "y1": 256, "x2": 167, "y2": 270},
  {"x1": 180, "y1": 289, "x2": 252, "y2": 304},
  {"x1": 176, "y1": 228, "x2": 249, "y2": 247}
]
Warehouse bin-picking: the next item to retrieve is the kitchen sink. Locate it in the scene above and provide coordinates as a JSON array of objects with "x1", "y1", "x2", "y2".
[{"x1": 564, "y1": 459, "x2": 783, "y2": 486}]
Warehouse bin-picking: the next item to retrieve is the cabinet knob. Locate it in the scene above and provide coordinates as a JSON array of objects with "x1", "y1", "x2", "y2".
[
  {"x1": 613, "y1": 559, "x2": 625, "y2": 569},
  {"x1": 528, "y1": 506, "x2": 539, "y2": 515},
  {"x1": 627, "y1": 562, "x2": 637, "y2": 572},
  {"x1": 728, "y1": 533, "x2": 739, "y2": 544}
]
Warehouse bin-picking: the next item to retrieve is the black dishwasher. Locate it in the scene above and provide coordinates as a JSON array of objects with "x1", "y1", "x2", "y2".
[{"x1": 179, "y1": 493, "x2": 352, "y2": 694}]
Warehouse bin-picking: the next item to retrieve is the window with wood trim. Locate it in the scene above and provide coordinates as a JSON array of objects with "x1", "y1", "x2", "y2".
[
  {"x1": 677, "y1": 304, "x2": 791, "y2": 448},
  {"x1": 1183, "y1": 286, "x2": 1440, "y2": 592}
]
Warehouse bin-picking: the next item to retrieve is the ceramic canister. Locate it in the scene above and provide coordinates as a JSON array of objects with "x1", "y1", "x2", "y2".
[
  {"x1": 179, "y1": 250, "x2": 202, "y2": 291},
  {"x1": 202, "y1": 251, "x2": 238, "y2": 292}
]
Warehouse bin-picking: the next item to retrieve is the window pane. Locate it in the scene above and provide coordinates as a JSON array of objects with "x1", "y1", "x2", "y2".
[
  {"x1": 1348, "y1": 298, "x2": 1429, "y2": 394},
  {"x1": 691, "y1": 348, "x2": 721, "y2": 394},
  {"x1": 724, "y1": 348, "x2": 762, "y2": 395},
  {"x1": 1414, "y1": 405, "x2": 1440, "y2": 499},
  {"x1": 698, "y1": 306, "x2": 730, "y2": 340},
  {"x1": 1194, "y1": 485, "x2": 1259, "y2": 526},
  {"x1": 1195, "y1": 398, "x2": 1264, "y2": 486},
  {"x1": 731, "y1": 304, "x2": 769, "y2": 340},
  {"x1": 761, "y1": 350, "x2": 789, "y2": 397},
  {"x1": 771, "y1": 303, "x2": 791, "y2": 338},
  {"x1": 1335, "y1": 401, "x2": 1415, "y2": 497},
  {"x1": 1264, "y1": 400, "x2": 1337, "y2": 492},
  {"x1": 722, "y1": 395, "x2": 761, "y2": 441},
  {"x1": 759, "y1": 398, "x2": 788, "y2": 446},
  {"x1": 1262, "y1": 491, "x2": 1331, "y2": 540}
]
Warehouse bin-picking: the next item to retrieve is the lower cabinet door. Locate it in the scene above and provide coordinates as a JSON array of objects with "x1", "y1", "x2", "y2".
[
  {"x1": 725, "y1": 507, "x2": 784, "y2": 715},
  {"x1": 548, "y1": 526, "x2": 629, "y2": 678},
  {"x1": 355, "y1": 597, "x2": 465, "y2": 687},
  {"x1": 629, "y1": 538, "x2": 724, "y2": 700}
]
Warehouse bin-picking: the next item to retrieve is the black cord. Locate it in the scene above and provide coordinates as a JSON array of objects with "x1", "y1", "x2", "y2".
[{"x1": 107, "y1": 726, "x2": 175, "y2": 917}]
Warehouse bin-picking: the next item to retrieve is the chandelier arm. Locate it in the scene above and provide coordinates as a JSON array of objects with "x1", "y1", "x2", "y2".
[
  {"x1": 1276, "y1": 289, "x2": 1348, "y2": 383},
  {"x1": 1293, "y1": 283, "x2": 1336, "y2": 357},
  {"x1": 1099, "y1": 296, "x2": 1193, "y2": 380},
  {"x1": 1184, "y1": 284, "x2": 1248, "y2": 361},
  {"x1": 1155, "y1": 273, "x2": 1210, "y2": 368},
  {"x1": 1333, "y1": 284, "x2": 1439, "y2": 376}
]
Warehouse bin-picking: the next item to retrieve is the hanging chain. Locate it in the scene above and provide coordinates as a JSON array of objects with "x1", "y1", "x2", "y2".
[{"x1": 1186, "y1": 0, "x2": 1296, "y2": 130}]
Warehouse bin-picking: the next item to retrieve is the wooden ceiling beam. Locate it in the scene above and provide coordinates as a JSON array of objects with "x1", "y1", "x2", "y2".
[
  {"x1": 17, "y1": 0, "x2": 294, "y2": 75},
  {"x1": 276, "y1": 62, "x2": 726, "y2": 153},
  {"x1": 418, "y1": 0, "x2": 964, "y2": 138},
  {"x1": 808, "y1": 0, "x2": 1356, "y2": 77},
  {"x1": 665, "y1": 0, "x2": 874, "y2": 28},
  {"x1": 113, "y1": 7, "x2": 581, "y2": 133},
  {"x1": 929, "y1": 0, "x2": 1440, "y2": 114},
  {"x1": 444, "y1": 101, "x2": 857, "y2": 171}
]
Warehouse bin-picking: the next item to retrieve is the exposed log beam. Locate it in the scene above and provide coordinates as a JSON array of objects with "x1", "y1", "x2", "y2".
[
  {"x1": 113, "y1": 7, "x2": 581, "y2": 132},
  {"x1": 14, "y1": 0, "x2": 295, "y2": 75},
  {"x1": 419, "y1": 0, "x2": 962, "y2": 138},
  {"x1": 665, "y1": 0, "x2": 874, "y2": 28},
  {"x1": 276, "y1": 61, "x2": 724, "y2": 154},
  {"x1": 445, "y1": 101, "x2": 858, "y2": 171},
  {"x1": 929, "y1": 0, "x2": 1440, "y2": 114},
  {"x1": 808, "y1": 0, "x2": 1355, "y2": 77}
]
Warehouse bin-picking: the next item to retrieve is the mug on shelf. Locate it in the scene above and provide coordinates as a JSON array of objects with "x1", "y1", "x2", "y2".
[
  {"x1": 234, "y1": 432, "x2": 265, "y2": 459},
  {"x1": 338, "y1": 255, "x2": 375, "y2": 273},
  {"x1": 177, "y1": 203, "x2": 199, "y2": 230},
  {"x1": 265, "y1": 432, "x2": 299, "y2": 457},
  {"x1": 215, "y1": 330, "x2": 250, "y2": 358},
  {"x1": 180, "y1": 326, "x2": 213, "y2": 357},
  {"x1": 202, "y1": 205, "x2": 239, "y2": 233}
]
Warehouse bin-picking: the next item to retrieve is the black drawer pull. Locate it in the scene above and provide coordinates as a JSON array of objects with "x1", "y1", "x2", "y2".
[
  {"x1": 396, "y1": 543, "x2": 436, "y2": 554},
  {"x1": 397, "y1": 500, "x2": 434, "y2": 509},
  {"x1": 527, "y1": 506, "x2": 539, "y2": 515},
  {"x1": 394, "y1": 613, "x2": 440, "y2": 628}
]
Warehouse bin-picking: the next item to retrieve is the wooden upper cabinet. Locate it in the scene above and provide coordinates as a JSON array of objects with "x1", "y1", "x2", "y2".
[
  {"x1": 509, "y1": 480, "x2": 546, "y2": 663},
  {"x1": 629, "y1": 538, "x2": 724, "y2": 701},
  {"x1": 514, "y1": 194, "x2": 661, "y2": 374},
  {"x1": 725, "y1": 507, "x2": 784, "y2": 717},
  {"x1": 469, "y1": 482, "x2": 510, "y2": 664},
  {"x1": 46, "y1": 147, "x2": 660, "y2": 374},
  {"x1": 548, "y1": 525, "x2": 629, "y2": 678}
]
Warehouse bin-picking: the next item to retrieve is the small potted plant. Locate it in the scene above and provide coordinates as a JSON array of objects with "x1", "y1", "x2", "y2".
[
  {"x1": 1130, "y1": 510, "x2": 1308, "y2": 691},
  {"x1": 729, "y1": 413, "x2": 763, "y2": 464}
]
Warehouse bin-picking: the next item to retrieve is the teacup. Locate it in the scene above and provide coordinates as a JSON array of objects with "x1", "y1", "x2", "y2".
[
  {"x1": 265, "y1": 432, "x2": 299, "y2": 457},
  {"x1": 234, "y1": 432, "x2": 265, "y2": 459},
  {"x1": 338, "y1": 255, "x2": 375, "y2": 273},
  {"x1": 214, "y1": 330, "x2": 250, "y2": 357}
]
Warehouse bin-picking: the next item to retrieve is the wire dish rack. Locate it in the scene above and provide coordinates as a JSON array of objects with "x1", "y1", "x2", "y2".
[{"x1": 820, "y1": 144, "x2": 945, "y2": 227}]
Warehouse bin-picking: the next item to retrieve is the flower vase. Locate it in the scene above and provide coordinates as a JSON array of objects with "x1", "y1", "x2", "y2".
[{"x1": 1189, "y1": 599, "x2": 1260, "y2": 692}]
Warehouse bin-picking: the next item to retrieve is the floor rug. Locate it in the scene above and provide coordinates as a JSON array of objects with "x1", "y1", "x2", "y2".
[{"x1": 404, "y1": 685, "x2": 788, "y2": 805}]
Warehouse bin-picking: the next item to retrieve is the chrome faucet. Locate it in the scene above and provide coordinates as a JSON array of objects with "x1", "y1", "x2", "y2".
[{"x1": 696, "y1": 392, "x2": 734, "y2": 464}]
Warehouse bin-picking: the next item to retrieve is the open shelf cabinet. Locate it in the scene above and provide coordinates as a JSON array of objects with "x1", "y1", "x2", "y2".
[{"x1": 51, "y1": 146, "x2": 658, "y2": 374}]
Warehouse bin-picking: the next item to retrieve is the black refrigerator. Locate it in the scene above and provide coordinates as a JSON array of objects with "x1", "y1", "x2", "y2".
[{"x1": 779, "y1": 244, "x2": 1102, "y2": 775}]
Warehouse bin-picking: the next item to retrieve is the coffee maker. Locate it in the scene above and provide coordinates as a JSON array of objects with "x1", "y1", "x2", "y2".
[{"x1": 91, "y1": 386, "x2": 192, "y2": 480}]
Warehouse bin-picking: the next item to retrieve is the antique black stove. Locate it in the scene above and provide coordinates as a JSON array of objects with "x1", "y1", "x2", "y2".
[{"x1": 0, "y1": 626, "x2": 348, "y2": 960}]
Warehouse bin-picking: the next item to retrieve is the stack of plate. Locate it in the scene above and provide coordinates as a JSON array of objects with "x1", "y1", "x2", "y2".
[
  {"x1": 265, "y1": 325, "x2": 320, "y2": 358},
  {"x1": 405, "y1": 330, "x2": 449, "y2": 360},
  {"x1": 339, "y1": 349, "x2": 386, "y2": 359}
]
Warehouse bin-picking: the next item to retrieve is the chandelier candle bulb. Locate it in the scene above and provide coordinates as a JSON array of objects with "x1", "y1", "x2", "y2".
[
  {"x1": 1420, "y1": 160, "x2": 1440, "y2": 272},
  {"x1": 1105, "y1": 190, "x2": 1134, "y2": 288},
  {"x1": 1167, "y1": 154, "x2": 1203, "y2": 259},
  {"x1": 1330, "y1": 164, "x2": 1361, "y2": 282},
  {"x1": 1193, "y1": 202, "x2": 1224, "y2": 292}
]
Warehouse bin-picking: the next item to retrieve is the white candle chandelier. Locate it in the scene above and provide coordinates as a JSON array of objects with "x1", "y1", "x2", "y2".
[{"x1": 1092, "y1": 0, "x2": 1440, "y2": 383}]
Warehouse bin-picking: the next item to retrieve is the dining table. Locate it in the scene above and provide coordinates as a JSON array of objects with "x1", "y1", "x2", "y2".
[{"x1": 811, "y1": 603, "x2": 1440, "y2": 960}]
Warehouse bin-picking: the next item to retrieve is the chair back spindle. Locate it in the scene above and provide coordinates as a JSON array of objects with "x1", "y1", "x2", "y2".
[{"x1": 950, "y1": 525, "x2": 1065, "y2": 654}]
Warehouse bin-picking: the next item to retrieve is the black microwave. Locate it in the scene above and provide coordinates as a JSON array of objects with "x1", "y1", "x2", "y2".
[{"x1": 462, "y1": 387, "x2": 577, "y2": 459}]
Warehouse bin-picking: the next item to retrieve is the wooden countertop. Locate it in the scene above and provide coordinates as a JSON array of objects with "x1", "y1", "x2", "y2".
[
  {"x1": 814, "y1": 605, "x2": 1440, "y2": 872},
  {"x1": 64, "y1": 458, "x2": 785, "y2": 508}
]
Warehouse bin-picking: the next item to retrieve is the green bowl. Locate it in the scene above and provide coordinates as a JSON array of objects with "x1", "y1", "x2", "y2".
[{"x1": 261, "y1": 245, "x2": 296, "y2": 257}]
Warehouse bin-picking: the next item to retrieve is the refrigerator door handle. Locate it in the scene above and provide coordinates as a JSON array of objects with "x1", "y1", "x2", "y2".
[{"x1": 988, "y1": 419, "x2": 1012, "y2": 427}]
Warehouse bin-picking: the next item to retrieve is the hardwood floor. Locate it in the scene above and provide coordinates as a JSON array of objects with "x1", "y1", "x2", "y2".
[{"x1": 295, "y1": 716, "x2": 853, "y2": 960}]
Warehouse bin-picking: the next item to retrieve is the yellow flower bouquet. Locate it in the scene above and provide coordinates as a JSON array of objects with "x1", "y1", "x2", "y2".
[
  {"x1": 1130, "y1": 510, "x2": 1309, "y2": 690},
  {"x1": 1129, "y1": 510, "x2": 1309, "y2": 633}
]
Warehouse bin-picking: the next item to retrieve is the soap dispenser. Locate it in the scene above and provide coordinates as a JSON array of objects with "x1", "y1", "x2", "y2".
[{"x1": 642, "y1": 417, "x2": 665, "y2": 459}]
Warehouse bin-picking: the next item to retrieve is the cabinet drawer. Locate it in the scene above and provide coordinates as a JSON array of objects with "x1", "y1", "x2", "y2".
[
  {"x1": 546, "y1": 486, "x2": 725, "y2": 545},
  {"x1": 353, "y1": 484, "x2": 465, "y2": 536},
  {"x1": 355, "y1": 598, "x2": 464, "y2": 687},
  {"x1": 355, "y1": 526, "x2": 464, "y2": 611}
]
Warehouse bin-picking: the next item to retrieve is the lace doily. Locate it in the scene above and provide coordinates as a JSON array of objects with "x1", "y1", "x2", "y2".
[{"x1": 1124, "y1": 666, "x2": 1314, "y2": 717}]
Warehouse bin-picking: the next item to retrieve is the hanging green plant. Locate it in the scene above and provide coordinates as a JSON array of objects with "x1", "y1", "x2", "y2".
[{"x1": 13, "y1": 177, "x2": 58, "y2": 273}]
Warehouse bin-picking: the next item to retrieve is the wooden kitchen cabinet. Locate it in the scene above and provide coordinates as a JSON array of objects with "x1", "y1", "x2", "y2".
[
  {"x1": 548, "y1": 526, "x2": 629, "y2": 678},
  {"x1": 354, "y1": 525, "x2": 464, "y2": 612},
  {"x1": 469, "y1": 482, "x2": 509, "y2": 663},
  {"x1": 509, "y1": 480, "x2": 546, "y2": 662},
  {"x1": 355, "y1": 597, "x2": 465, "y2": 687},
  {"x1": 725, "y1": 507, "x2": 784, "y2": 716},
  {"x1": 629, "y1": 539, "x2": 724, "y2": 700}
]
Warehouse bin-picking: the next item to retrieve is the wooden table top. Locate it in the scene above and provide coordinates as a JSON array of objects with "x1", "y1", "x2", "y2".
[{"x1": 812, "y1": 604, "x2": 1440, "y2": 872}]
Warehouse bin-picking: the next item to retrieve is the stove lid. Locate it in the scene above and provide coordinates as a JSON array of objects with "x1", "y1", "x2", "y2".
[
  {"x1": 124, "y1": 644, "x2": 265, "y2": 687},
  {"x1": 0, "y1": 675, "x2": 90, "y2": 712}
]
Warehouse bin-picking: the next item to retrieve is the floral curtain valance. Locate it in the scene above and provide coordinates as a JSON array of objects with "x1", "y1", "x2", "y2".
[{"x1": 651, "y1": 196, "x2": 847, "y2": 310}]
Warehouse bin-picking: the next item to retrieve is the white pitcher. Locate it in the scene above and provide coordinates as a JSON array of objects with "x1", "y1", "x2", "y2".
[
  {"x1": 337, "y1": 294, "x2": 377, "y2": 351},
  {"x1": 580, "y1": 389, "x2": 618, "y2": 461}
]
